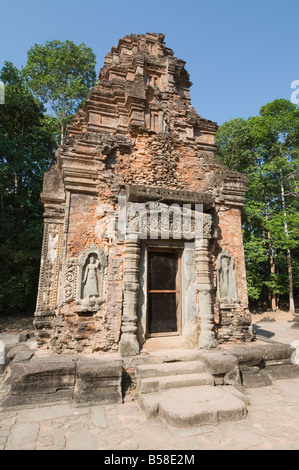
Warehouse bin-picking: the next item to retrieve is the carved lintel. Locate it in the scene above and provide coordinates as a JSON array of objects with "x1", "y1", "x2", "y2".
[
  {"x1": 125, "y1": 202, "x2": 213, "y2": 241},
  {"x1": 126, "y1": 184, "x2": 214, "y2": 209}
]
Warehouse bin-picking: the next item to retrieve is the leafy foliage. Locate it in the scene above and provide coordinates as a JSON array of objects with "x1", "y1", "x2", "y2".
[
  {"x1": 0, "y1": 62, "x2": 56, "y2": 313},
  {"x1": 23, "y1": 40, "x2": 96, "y2": 145},
  {"x1": 216, "y1": 99, "x2": 299, "y2": 310},
  {"x1": 0, "y1": 39, "x2": 96, "y2": 315}
]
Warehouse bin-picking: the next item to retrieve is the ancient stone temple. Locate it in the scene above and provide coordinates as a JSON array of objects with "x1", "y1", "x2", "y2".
[{"x1": 34, "y1": 33, "x2": 254, "y2": 356}]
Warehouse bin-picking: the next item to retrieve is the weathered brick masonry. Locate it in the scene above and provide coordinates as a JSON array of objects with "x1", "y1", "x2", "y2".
[{"x1": 34, "y1": 33, "x2": 254, "y2": 355}]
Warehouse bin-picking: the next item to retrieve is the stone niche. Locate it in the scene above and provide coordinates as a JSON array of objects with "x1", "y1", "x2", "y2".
[
  {"x1": 34, "y1": 33, "x2": 254, "y2": 355},
  {"x1": 75, "y1": 245, "x2": 107, "y2": 314}
]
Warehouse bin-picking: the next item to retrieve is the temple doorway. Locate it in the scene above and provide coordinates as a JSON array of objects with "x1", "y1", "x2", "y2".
[{"x1": 147, "y1": 249, "x2": 181, "y2": 337}]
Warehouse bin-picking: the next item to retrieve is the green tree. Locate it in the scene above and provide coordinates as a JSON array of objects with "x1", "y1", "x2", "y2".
[
  {"x1": 216, "y1": 117, "x2": 276, "y2": 305},
  {"x1": 216, "y1": 99, "x2": 299, "y2": 314},
  {"x1": 0, "y1": 62, "x2": 56, "y2": 314},
  {"x1": 23, "y1": 40, "x2": 96, "y2": 146},
  {"x1": 250, "y1": 99, "x2": 299, "y2": 314}
]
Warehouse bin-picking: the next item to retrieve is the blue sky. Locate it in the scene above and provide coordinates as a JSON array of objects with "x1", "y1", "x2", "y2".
[{"x1": 0, "y1": 0, "x2": 298, "y2": 125}]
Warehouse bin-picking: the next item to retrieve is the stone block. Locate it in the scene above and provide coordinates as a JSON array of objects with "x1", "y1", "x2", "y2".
[
  {"x1": 19, "y1": 332, "x2": 30, "y2": 343},
  {"x1": 6, "y1": 345, "x2": 34, "y2": 364},
  {"x1": 259, "y1": 343, "x2": 295, "y2": 362},
  {"x1": 5, "y1": 422, "x2": 39, "y2": 450},
  {"x1": 135, "y1": 360, "x2": 206, "y2": 379},
  {"x1": 266, "y1": 364, "x2": 299, "y2": 381},
  {"x1": 199, "y1": 350, "x2": 238, "y2": 375},
  {"x1": 5, "y1": 357, "x2": 76, "y2": 406},
  {"x1": 239, "y1": 367, "x2": 272, "y2": 388},
  {"x1": 74, "y1": 358, "x2": 123, "y2": 405},
  {"x1": 1, "y1": 355, "x2": 125, "y2": 408},
  {"x1": 224, "y1": 365, "x2": 241, "y2": 386},
  {"x1": 140, "y1": 385, "x2": 248, "y2": 427},
  {"x1": 228, "y1": 345, "x2": 265, "y2": 366}
]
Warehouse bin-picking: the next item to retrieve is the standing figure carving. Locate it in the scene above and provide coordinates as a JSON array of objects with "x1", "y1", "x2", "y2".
[
  {"x1": 83, "y1": 255, "x2": 100, "y2": 299},
  {"x1": 216, "y1": 248, "x2": 238, "y2": 303},
  {"x1": 75, "y1": 245, "x2": 107, "y2": 313}
]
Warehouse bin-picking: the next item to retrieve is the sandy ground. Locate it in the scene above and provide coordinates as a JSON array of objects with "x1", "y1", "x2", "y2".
[
  {"x1": 250, "y1": 309, "x2": 296, "y2": 324},
  {"x1": 0, "y1": 315, "x2": 34, "y2": 333}
]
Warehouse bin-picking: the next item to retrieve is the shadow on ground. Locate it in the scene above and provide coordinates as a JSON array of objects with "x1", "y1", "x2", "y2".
[{"x1": 252, "y1": 324, "x2": 276, "y2": 340}]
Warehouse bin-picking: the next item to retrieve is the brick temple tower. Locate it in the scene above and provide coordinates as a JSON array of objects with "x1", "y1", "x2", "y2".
[{"x1": 34, "y1": 33, "x2": 253, "y2": 356}]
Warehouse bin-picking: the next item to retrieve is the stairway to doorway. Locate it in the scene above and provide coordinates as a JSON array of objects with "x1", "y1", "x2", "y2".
[{"x1": 134, "y1": 350, "x2": 248, "y2": 427}]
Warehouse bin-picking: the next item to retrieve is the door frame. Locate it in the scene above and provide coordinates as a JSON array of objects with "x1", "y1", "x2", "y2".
[{"x1": 146, "y1": 247, "x2": 182, "y2": 338}]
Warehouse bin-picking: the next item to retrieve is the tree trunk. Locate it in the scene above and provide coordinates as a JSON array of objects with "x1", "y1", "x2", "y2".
[
  {"x1": 0, "y1": 189, "x2": 4, "y2": 217},
  {"x1": 60, "y1": 121, "x2": 65, "y2": 146},
  {"x1": 265, "y1": 207, "x2": 277, "y2": 310},
  {"x1": 279, "y1": 168, "x2": 295, "y2": 315}
]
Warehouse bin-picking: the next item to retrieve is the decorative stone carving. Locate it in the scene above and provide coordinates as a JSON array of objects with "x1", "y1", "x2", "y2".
[
  {"x1": 83, "y1": 256, "x2": 99, "y2": 298},
  {"x1": 75, "y1": 244, "x2": 107, "y2": 313},
  {"x1": 35, "y1": 222, "x2": 63, "y2": 316},
  {"x1": 195, "y1": 234, "x2": 219, "y2": 350},
  {"x1": 64, "y1": 258, "x2": 77, "y2": 302},
  {"x1": 216, "y1": 248, "x2": 239, "y2": 304},
  {"x1": 119, "y1": 235, "x2": 140, "y2": 356},
  {"x1": 125, "y1": 202, "x2": 210, "y2": 241}
]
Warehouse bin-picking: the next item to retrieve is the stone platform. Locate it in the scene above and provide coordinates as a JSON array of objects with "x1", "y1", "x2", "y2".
[
  {"x1": 0, "y1": 352, "x2": 123, "y2": 409},
  {"x1": 1, "y1": 327, "x2": 298, "y2": 428},
  {"x1": 130, "y1": 339, "x2": 298, "y2": 427},
  {"x1": 140, "y1": 385, "x2": 248, "y2": 427},
  {"x1": 1, "y1": 378, "x2": 299, "y2": 450}
]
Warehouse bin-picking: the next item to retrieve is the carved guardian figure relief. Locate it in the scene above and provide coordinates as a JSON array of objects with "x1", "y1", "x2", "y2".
[
  {"x1": 216, "y1": 248, "x2": 239, "y2": 304},
  {"x1": 75, "y1": 245, "x2": 107, "y2": 313}
]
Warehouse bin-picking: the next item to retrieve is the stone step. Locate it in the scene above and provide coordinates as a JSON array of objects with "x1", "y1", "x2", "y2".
[
  {"x1": 148, "y1": 349, "x2": 204, "y2": 363},
  {"x1": 123, "y1": 350, "x2": 205, "y2": 369},
  {"x1": 136, "y1": 360, "x2": 207, "y2": 379},
  {"x1": 138, "y1": 372, "x2": 214, "y2": 394},
  {"x1": 139, "y1": 385, "x2": 248, "y2": 427}
]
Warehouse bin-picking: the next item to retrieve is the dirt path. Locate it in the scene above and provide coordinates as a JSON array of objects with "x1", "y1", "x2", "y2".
[
  {"x1": 0, "y1": 315, "x2": 34, "y2": 334},
  {"x1": 250, "y1": 309, "x2": 295, "y2": 324}
]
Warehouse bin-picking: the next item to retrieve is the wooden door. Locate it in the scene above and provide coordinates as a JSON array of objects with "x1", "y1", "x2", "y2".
[{"x1": 147, "y1": 249, "x2": 181, "y2": 336}]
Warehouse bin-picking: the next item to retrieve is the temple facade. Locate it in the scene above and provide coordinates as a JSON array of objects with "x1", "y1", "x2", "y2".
[{"x1": 34, "y1": 33, "x2": 254, "y2": 356}]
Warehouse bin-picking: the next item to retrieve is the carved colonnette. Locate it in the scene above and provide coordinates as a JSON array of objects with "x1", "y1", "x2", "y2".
[
  {"x1": 119, "y1": 236, "x2": 140, "y2": 356},
  {"x1": 195, "y1": 216, "x2": 219, "y2": 350},
  {"x1": 35, "y1": 222, "x2": 63, "y2": 317},
  {"x1": 34, "y1": 165, "x2": 65, "y2": 340}
]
